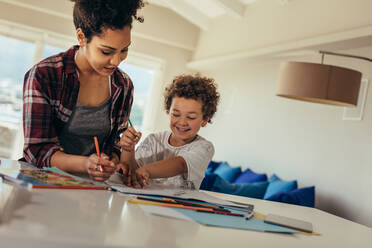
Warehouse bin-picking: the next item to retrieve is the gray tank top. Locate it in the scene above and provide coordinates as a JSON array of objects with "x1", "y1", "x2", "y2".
[{"x1": 59, "y1": 97, "x2": 111, "y2": 156}]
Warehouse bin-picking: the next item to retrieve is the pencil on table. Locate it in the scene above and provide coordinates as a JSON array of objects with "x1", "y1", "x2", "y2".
[
  {"x1": 128, "y1": 199, "x2": 244, "y2": 217},
  {"x1": 93, "y1": 136, "x2": 103, "y2": 172}
]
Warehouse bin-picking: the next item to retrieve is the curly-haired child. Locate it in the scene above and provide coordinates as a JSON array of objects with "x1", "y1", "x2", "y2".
[{"x1": 118, "y1": 74, "x2": 220, "y2": 189}]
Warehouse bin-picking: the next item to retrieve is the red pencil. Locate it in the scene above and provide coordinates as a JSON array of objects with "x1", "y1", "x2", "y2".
[
  {"x1": 94, "y1": 136, "x2": 103, "y2": 172},
  {"x1": 196, "y1": 209, "x2": 244, "y2": 217},
  {"x1": 33, "y1": 185, "x2": 107, "y2": 190}
]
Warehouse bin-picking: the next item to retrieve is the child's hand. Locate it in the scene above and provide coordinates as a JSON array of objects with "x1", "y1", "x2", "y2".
[
  {"x1": 133, "y1": 167, "x2": 150, "y2": 189},
  {"x1": 116, "y1": 163, "x2": 139, "y2": 187},
  {"x1": 85, "y1": 153, "x2": 116, "y2": 181},
  {"x1": 116, "y1": 162, "x2": 128, "y2": 176},
  {"x1": 117, "y1": 162, "x2": 132, "y2": 186},
  {"x1": 120, "y1": 126, "x2": 142, "y2": 152}
]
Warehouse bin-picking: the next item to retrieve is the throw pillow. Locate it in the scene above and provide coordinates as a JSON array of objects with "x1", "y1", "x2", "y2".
[
  {"x1": 266, "y1": 186, "x2": 315, "y2": 207},
  {"x1": 211, "y1": 176, "x2": 269, "y2": 199},
  {"x1": 205, "y1": 160, "x2": 223, "y2": 175},
  {"x1": 233, "y1": 168, "x2": 268, "y2": 184},
  {"x1": 199, "y1": 173, "x2": 218, "y2": 190},
  {"x1": 263, "y1": 175, "x2": 297, "y2": 199},
  {"x1": 268, "y1": 173, "x2": 280, "y2": 183},
  {"x1": 213, "y1": 162, "x2": 242, "y2": 182}
]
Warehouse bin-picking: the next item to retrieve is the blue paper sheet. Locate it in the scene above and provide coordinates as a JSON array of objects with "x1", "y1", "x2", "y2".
[
  {"x1": 132, "y1": 195, "x2": 298, "y2": 233},
  {"x1": 174, "y1": 208, "x2": 298, "y2": 233}
]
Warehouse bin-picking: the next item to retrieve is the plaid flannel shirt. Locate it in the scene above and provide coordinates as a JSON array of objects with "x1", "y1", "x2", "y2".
[{"x1": 22, "y1": 46, "x2": 133, "y2": 168}]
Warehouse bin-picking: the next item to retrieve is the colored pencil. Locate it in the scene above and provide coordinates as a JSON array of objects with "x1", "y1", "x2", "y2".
[
  {"x1": 93, "y1": 136, "x2": 103, "y2": 172},
  {"x1": 32, "y1": 185, "x2": 107, "y2": 190},
  {"x1": 127, "y1": 118, "x2": 139, "y2": 140},
  {"x1": 129, "y1": 199, "x2": 244, "y2": 218},
  {"x1": 162, "y1": 198, "x2": 230, "y2": 212},
  {"x1": 196, "y1": 209, "x2": 244, "y2": 217},
  {"x1": 128, "y1": 199, "x2": 216, "y2": 212},
  {"x1": 137, "y1": 196, "x2": 228, "y2": 212},
  {"x1": 128, "y1": 118, "x2": 133, "y2": 127}
]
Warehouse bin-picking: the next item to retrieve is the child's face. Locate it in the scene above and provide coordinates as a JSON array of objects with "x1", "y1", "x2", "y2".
[
  {"x1": 169, "y1": 97, "x2": 208, "y2": 145},
  {"x1": 78, "y1": 26, "x2": 131, "y2": 76}
]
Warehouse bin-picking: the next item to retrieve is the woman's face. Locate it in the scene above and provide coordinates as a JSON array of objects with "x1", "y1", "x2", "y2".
[{"x1": 79, "y1": 26, "x2": 131, "y2": 76}]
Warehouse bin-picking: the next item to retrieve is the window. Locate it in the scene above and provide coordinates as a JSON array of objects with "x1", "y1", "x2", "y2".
[
  {"x1": 0, "y1": 21, "x2": 164, "y2": 159},
  {"x1": 0, "y1": 36, "x2": 35, "y2": 158},
  {"x1": 42, "y1": 44, "x2": 64, "y2": 59},
  {"x1": 0, "y1": 33, "x2": 66, "y2": 159},
  {"x1": 119, "y1": 63, "x2": 154, "y2": 131}
]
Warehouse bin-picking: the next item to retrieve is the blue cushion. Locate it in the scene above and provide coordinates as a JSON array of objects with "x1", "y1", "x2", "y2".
[
  {"x1": 266, "y1": 186, "x2": 315, "y2": 207},
  {"x1": 268, "y1": 173, "x2": 280, "y2": 183},
  {"x1": 233, "y1": 168, "x2": 267, "y2": 184},
  {"x1": 263, "y1": 175, "x2": 297, "y2": 199},
  {"x1": 200, "y1": 173, "x2": 217, "y2": 190},
  {"x1": 211, "y1": 176, "x2": 269, "y2": 199},
  {"x1": 213, "y1": 162, "x2": 242, "y2": 182},
  {"x1": 205, "y1": 160, "x2": 223, "y2": 175}
]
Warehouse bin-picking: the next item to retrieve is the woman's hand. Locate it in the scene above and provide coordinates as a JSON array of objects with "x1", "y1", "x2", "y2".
[
  {"x1": 85, "y1": 153, "x2": 116, "y2": 181},
  {"x1": 120, "y1": 126, "x2": 142, "y2": 152}
]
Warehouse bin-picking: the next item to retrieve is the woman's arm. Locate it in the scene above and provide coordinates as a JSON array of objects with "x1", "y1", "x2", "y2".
[
  {"x1": 50, "y1": 151, "x2": 88, "y2": 173},
  {"x1": 50, "y1": 151, "x2": 116, "y2": 181},
  {"x1": 23, "y1": 66, "x2": 63, "y2": 168}
]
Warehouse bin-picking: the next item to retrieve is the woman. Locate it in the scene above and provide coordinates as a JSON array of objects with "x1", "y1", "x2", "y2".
[{"x1": 22, "y1": 0, "x2": 144, "y2": 181}]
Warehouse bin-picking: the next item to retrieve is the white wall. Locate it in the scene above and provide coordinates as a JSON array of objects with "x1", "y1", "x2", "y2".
[
  {"x1": 197, "y1": 46, "x2": 372, "y2": 227},
  {"x1": 130, "y1": 35, "x2": 196, "y2": 134},
  {"x1": 184, "y1": 0, "x2": 372, "y2": 228}
]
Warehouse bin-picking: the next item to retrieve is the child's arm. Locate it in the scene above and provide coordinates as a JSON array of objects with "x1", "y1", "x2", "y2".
[
  {"x1": 136, "y1": 156, "x2": 188, "y2": 185},
  {"x1": 138, "y1": 138, "x2": 214, "y2": 189},
  {"x1": 119, "y1": 126, "x2": 142, "y2": 186}
]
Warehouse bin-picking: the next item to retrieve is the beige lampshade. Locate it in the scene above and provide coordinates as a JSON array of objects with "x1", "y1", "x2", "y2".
[{"x1": 277, "y1": 61, "x2": 362, "y2": 107}]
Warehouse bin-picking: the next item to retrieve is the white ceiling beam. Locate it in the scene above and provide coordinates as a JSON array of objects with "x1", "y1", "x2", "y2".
[
  {"x1": 215, "y1": 0, "x2": 245, "y2": 18},
  {"x1": 0, "y1": 0, "x2": 72, "y2": 20},
  {"x1": 160, "y1": 0, "x2": 210, "y2": 31},
  {"x1": 147, "y1": 0, "x2": 169, "y2": 8},
  {"x1": 278, "y1": 0, "x2": 291, "y2": 5},
  {"x1": 239, "y1": 0, "x2": 259, "y2": 4},
  {"x1": 187, "y1": 25, "x2": 372, "y2": 70}
]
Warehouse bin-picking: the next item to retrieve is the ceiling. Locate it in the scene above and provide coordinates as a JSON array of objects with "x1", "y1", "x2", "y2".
[
  {"x1": 1, "y1": 0, "x2": 371, "y2": 69},
  {"x1": 148, "y1": 0, "x2": 290, "y2": 30},
  {"x1": 146, "y1": 0, "x2": 372, "y2": 69}
]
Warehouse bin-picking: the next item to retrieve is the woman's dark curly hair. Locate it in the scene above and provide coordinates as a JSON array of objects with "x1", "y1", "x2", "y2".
[
  {"x1": 164, "y1": 74, "x2": 220, "y2": 123},
  {"x1": 71, "y1": 0, "x2": 144, "y2": 42}
]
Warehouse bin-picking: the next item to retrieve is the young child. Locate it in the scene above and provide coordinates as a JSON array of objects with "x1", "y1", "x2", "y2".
[{"x1": 119, "y1": 74, "x2": 220, "y2": 189}]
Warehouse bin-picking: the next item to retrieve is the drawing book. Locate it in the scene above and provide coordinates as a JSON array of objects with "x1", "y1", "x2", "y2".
[{"x1": 16, "y1": 167, "x2": 107, "y2": 190}]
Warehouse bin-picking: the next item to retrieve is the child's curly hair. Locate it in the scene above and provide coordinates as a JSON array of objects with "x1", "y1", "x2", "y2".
[
  {"x1": 164, "y1": 74, "x2": 220, "y2": 123},
  {"x1": 71, "y1": 0, "x2": 144, "y2": 43}
]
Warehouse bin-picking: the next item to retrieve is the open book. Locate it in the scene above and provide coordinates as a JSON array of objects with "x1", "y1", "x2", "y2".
[{"x1": 14, "y1": 167, "x2": 107, "y2": 190}]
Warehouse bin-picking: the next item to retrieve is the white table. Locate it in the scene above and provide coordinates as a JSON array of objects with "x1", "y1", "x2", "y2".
[{"x1": 1, "y1": 158, "x2": 371, "y2": 247}]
